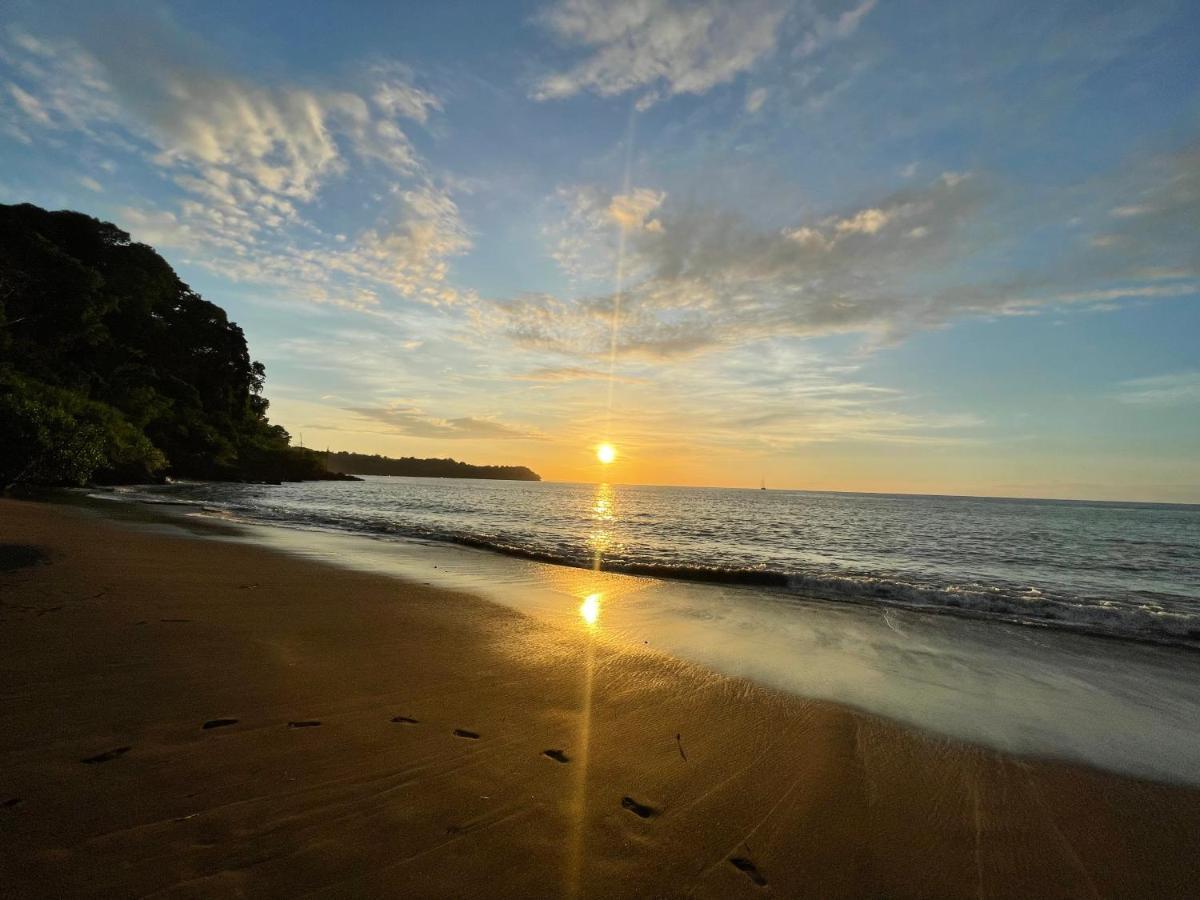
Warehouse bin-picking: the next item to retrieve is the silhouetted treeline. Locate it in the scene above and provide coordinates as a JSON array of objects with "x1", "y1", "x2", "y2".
[
  {"x1": 326, "y1": 452, "x2": 541, "y2": 481},
  {"x1": 0, "y1": 202, "x2": 352, "y2": 488}
]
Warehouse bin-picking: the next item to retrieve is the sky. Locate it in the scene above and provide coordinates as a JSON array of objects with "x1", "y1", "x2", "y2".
[{"x1": 1, "y1": 0, "x2": 1198, "y2": 501}]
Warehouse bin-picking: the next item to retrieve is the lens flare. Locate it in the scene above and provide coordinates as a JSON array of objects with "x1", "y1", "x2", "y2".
[
  {"x1": 596, "y1": 443, "x2": 617, "y2": 464},
  {"x1": 580, "y1": 593, "x2": 601, "y2": 625}
]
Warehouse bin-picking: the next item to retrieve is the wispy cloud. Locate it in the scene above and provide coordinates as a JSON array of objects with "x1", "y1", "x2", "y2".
[
  {"x1": 7, "y1": 81, "x2": 52, "y2": 124},
  {"x1": 491, "y1": 170, "x2": 988, "y2": 358},
  {"x1": 531, "y1": 0, "x2": 876, "y2": 108},
  {"x1": 1079, "y1": 146, "x2": 1200, "y2": 282},
  {"x1": 544, "y1": 184, "x2": 664, "y2": 284},
  {"x1": 517, "y1": 344, "x2": 986, "y2": 462},
  {"x1": 0, "y1": 22, "x2": 470, "y2": 309},
  {"x1": 348, "y1": 404, "x2": 541, "y2": 440},
  {"x1": 793, "y1": 0, "x2": 876, "y2": 57},
  {"x1": 484, "y1": 142, "x2": 1200, "y2": 361},
  {"x1": 1114, "y1": 372, "x2": 1200, "y2": 407},
  {"x1": 513, "y1": 365, "x2": 645, "y2": 383},
  {"x1": 531, "y1": 0, "x2": 791, "y2": 105}
]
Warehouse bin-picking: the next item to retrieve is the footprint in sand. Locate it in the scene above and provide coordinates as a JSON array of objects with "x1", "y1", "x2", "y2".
[
  {"x1": 202, "y1": 718, "x2": 239, "y2": 730},
  {"x1": 543, "y1": 749, "x2": 570, "y2": 763},
  {"x1": 729, "y1": 857, "x2": 768, "y2": 887},
  {"x1": 391, "y1": 716, "x2": 419, "y2": 724},
  {"x1": 453, "y1": 729, "x2": 480, "y2": 739},
  {"x1": 288, "y1": 720, "x2": 322, "y2": 728},
  {"x1": 620, "y1": 796, "x2": 658, "y2": 819},
  {"x1": 82, "y1": 746, "x2": 131, "y2": 764}
]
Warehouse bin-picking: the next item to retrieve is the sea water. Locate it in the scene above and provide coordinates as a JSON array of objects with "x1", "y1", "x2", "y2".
[{"x1": 111, "y1": 477, "x2": 1200, "y2": 646}]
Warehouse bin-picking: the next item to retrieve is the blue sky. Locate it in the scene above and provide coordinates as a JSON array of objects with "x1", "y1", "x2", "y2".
[{"x1": 2, "y1": 0, "x2": 1198, "y2": 500}]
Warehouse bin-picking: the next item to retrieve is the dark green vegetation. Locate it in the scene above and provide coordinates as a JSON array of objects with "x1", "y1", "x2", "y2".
[
  {"x1": 0, "y1": 203, "x2": 350, "y2": 488},
  {"x1": 326, "y1": 451, "x2": 540, "y2": 481}
]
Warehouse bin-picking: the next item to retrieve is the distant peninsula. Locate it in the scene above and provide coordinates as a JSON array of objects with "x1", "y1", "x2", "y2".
[{"x1": 325, "y1": 452, "x2": 540, "y2": 482}]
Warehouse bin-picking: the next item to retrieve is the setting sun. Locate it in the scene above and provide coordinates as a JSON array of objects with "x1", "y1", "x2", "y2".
[{"x1": 596, "y1": 443, "x2": 617, "y2": 464}]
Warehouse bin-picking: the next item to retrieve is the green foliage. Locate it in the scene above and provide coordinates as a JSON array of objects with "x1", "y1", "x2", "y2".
[
  {"x1": 0, "y1": 202, "x2": 326, "y2": 487},
  {"x1": 0, "y1": 385, "x2": 105, "y2": 487},
  {"x1": 0, "y1": 376, "x2": 165, "y2": 487}
]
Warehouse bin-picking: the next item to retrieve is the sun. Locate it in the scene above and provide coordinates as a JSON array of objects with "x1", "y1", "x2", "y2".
[{"x1": 596, "y1": 443, "x2": 617, "y2": 464}]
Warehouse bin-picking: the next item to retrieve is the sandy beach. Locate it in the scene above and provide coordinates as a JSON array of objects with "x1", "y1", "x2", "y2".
[{"x1": 2, "y1": 497, "x2": 1199, "y2": 899}]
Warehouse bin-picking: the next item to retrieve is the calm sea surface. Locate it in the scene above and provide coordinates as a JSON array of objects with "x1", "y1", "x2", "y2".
[{"x1": 111, "y1": 477, "x2": 1200, "y2": 648}]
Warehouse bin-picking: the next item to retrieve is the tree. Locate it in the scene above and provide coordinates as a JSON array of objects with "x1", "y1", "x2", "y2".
[{"x1": 0, "y1": 202, "x2": 342, "y2": 487}]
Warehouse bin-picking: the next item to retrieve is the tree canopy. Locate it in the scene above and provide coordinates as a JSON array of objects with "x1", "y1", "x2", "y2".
[{"x1": 0, "y1": 202, "x2": 336, "y2": 487}]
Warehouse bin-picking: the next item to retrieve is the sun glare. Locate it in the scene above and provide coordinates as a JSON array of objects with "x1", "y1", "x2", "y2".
[
  {"x1": 580, "y1": 593, "x2": 601, "y2": 626},
  {"x1": 596, "y1": 443, "x2": 617, "y2": 464}
]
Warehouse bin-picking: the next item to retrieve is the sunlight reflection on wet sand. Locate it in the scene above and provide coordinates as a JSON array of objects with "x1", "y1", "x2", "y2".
[{"x1": 566, "y1": 485, "x2": 613, "y2": 895}]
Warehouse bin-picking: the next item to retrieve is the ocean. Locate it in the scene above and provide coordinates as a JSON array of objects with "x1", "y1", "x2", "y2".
[{"x1": 108, "y1": 476, "x2": 1200, "y2": 648}]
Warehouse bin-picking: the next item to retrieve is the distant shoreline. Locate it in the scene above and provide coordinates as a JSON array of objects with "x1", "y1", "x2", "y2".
[{"x1": 324, "y1": 450, "x2": 540, "y2": 482}]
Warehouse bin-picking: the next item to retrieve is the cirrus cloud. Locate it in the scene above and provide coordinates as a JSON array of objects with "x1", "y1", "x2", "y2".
[
  {"x1": 1, "y1": 22, "x2": 469, "y2": 310},
  {"x1": 1114, "y1": 372, "x2": 1200, "y2": 407},
  {"x1": 348, "y1": 404, "x2": 542, "y2": 440},
  {"x1": 531, "y1": 0, "x2": 877, "y2": 108},
  {"x1": 532, "y1": 0, "x2": 790, "y2": 105},
  {"x1": 484, "y1": 145, "x2": 1200, "y2": 361}
]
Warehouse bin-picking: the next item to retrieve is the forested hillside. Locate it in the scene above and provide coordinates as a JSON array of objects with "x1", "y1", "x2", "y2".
[
  {"x1": 0, "y1": 203, "x2": 343, "y2": 487},
  {"x1": 326, "y1": 452, "x2": 540, "y2": 481}
]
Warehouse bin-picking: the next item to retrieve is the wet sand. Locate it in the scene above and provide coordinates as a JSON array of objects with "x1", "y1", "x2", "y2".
[{"x1": 1, "y1": 497, "x2": 1198, "y2": 898}]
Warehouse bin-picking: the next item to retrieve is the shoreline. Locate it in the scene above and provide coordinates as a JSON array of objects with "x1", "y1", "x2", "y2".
[
  {"x1": 74, "y1": 487, "x2": 1200, "y2": 787},
  {"x1": 84, "y1": 480, "x2": 1200, "y2": 653},
  {"x1": 2, "y1": 497, "x2": 1199, "y2": 897}
]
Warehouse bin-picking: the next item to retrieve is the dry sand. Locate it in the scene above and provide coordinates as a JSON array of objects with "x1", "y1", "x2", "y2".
[{"x1": 1, "y1": 497, "x2": 1198, "y2": 898}]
